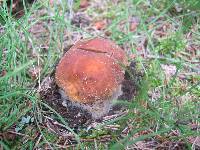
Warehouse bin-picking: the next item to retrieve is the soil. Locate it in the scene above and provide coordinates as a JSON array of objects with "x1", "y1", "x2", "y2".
[{"x1": 39, "y1": 60, "x2": 141, "y2": 128}]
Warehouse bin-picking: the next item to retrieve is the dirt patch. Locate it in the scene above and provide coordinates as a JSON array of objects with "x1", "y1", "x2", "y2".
[{"x1": 39, "y1": 60, "x2": 141, "y2": 128}]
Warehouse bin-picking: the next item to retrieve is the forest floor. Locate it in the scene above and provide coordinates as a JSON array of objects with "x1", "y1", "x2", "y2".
[{"x1": 0, "y1": 0, "x2": 200, "y2": 149}]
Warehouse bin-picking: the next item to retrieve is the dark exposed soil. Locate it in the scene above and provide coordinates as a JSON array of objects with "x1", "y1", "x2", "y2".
[{"x1": 39, "y1": 60, "x2": 141, "y2": 128}]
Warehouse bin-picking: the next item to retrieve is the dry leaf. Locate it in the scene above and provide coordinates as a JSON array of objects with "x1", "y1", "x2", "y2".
[
  {"x1": 0, "y1": 70, "x2": 7, "y2": 77},
  {"x1": 129, "y1": 54, "x2": 136, "y2": 59},
  {"x1": 28, "y1": 66, "x2": 41, "y2": 80},
  {"x1": 80, "y1": 0, "x2": 90, "y2": 8},
  {"x1": 129, "y1": 17, "x2": 140, "y2": 32},
  {"x1": 94, "y1": 20, "x2": 107, "y2": 30},
  {"x1": 161, "y1": 64, "x2": 177, "y2": 83}
]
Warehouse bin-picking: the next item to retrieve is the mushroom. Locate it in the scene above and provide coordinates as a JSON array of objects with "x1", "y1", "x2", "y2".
[{"x1": 55, "y1": 38, "x2": 127, "y2": 119}]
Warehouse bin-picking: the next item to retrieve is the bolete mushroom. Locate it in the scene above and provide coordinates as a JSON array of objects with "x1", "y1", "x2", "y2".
[{"x1": 55, "y1": 38, "x2": 127, "y2": 119}]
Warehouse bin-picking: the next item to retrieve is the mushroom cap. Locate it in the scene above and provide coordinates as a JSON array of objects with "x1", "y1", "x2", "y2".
[{"x1": 55, "y1": 38, "x2": 127, "y2": 103}]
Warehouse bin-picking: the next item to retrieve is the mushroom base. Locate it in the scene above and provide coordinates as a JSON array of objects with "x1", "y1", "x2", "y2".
[{"x1": 59, "y1": 85, "x2": 122, "y2": 119}]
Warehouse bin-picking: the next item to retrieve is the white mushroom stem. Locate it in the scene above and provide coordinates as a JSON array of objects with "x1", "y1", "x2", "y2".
[{"x1": 59, "y1": 85, "x2": 122, "y2": 119}]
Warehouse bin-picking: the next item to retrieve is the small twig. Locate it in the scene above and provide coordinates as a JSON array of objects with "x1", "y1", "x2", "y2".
[
  {"x1": 146, "y1": 54, "x2": 200, "y2": 72},
  {"x1": 192, "y1": 137, "x2": 200, "y2": 148},
  {"x1": 103, "y1": 110, "x2": 128, "y2": 121},
  {"x1": 7, "y1": 131, "x2": 31, "y2": 139},
  {"x1": 104, "y1": 124, "x2": 120, "y2": 131},
  {"x1": 34, "y1": 134, "x2": 42, "y2": 149},
  {"x1": 80, "y1": 135, "x2": 112, "y2": 142},
  {"x1": 53, "y1": 143, "x2": 77, "y2": 149}
]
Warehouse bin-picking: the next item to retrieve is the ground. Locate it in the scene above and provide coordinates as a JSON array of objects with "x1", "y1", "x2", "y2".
[{"x1": 0, "y1": 0, "x2": 200, "y2": 149}]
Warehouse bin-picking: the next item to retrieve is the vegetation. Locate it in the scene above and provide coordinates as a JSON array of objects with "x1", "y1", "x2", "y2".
[{"x1": 0, "y1": 0, "x2": 199, "y2": 149}]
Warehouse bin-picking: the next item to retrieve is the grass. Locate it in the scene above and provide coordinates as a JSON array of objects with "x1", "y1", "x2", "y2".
[{"x1": 0, "y1": 0, "x2": 199, "y2": 149}]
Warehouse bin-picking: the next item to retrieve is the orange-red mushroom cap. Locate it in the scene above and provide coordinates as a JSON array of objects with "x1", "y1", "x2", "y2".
[{"x1": 55, "y1": 38, "x2": 127, "y2": 103}]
